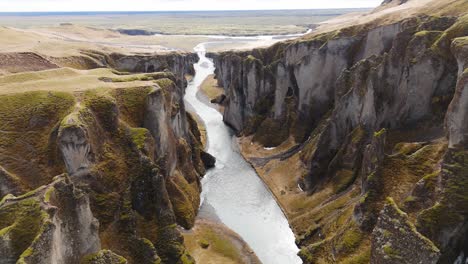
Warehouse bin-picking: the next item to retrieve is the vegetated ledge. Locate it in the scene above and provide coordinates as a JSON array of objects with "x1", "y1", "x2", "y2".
[
  {"x1": 0, "y1": 68, "x2": 216, "y2": 263},
  {"x1": 210, "y1": 1, "x2": 468, "y2": 263}
]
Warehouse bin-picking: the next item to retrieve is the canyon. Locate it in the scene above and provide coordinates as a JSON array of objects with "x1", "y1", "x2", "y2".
[{"x1": 0, "y1": 0, "x2": 467, "y2": 263}]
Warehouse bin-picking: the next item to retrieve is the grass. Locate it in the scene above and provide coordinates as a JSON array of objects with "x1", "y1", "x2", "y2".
[
  {"x1": 0, "y1": 10, "x2": 364, "y2": 36},
  {"x1": 182, "y1": 220, "x2": 250, "y2": 264},
  {"x1": 199, "y1": 74, "x2": 224, "y2": 101},
  {"x1": 0, "y1": 67, "x2": 155, "y2": 95},
  {"x1": 0, "y1": 90, "x2": 75, "y2": 188}
]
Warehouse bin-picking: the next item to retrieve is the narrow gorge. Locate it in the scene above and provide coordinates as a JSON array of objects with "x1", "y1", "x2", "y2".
[{"x1": 0, "y1": 0, "x2": 467, "y2": 263}]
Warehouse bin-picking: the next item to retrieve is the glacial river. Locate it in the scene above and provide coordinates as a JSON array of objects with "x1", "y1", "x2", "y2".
[{"x1": 184, "y1": 42, "x2": 302, "y2": 264}]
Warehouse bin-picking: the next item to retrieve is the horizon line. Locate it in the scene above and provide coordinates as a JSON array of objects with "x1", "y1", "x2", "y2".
[{"x1": 0, "y1": 7, "x2": 373, "y2": 13}]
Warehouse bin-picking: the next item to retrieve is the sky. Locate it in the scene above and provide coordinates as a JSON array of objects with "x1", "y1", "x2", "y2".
[{"x1": 0, "y1": 0, "x2": 383, "y2": 12}]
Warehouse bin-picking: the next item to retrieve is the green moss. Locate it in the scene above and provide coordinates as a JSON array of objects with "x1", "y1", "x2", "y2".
[
  {"x1": 341, "y1": 250, "x2": 371, "y2": 264},
  {"x1": 112, "y1": 86, "x2": 153, "y2": 127},
  {"x1": 351, "y1": 126, "x2": 365, "y2": 144},
  {"x1": 129, "y1": 128, "x2": 150, "y2": 151},
  {"x1": 386, "y1": 197, "x2": 407, "y2": 216},
  {"x1": 333, "y1": 170, "x2": 355, "y2": 194},
  {"x1": 383, "y1": 244, "x2": 402, "y2": 259},
  {"x1": 417, "y1": 202, "x2": 463, "y2": 243},
  {"x1": 296, "y1": 224, "x2": 319, "y2": 245},
  {"x1": 431, "y1": 14, "x2": 468, "y2": 58},
  {"x1": 0, "y1": 198, "x2": 47, "y2": 260},
  {"x1": 298, "y1": 247, "x2": 314, "y2": 263},
  {"x1": 0, "y1": 225, "x2": 13, "y2": 237},
  {"x1": 44, "y1": 187, "x2": 55, "y2": 203},
  {"x1": 298, "y1": 240, "x2": 328, "y2": 263},
  {"x1": 81, "y1": 250, "x2": 128, "y2": 264},
  {"x1": 422, "y1": 171, "x2": 439, "y2": 189},
  {"x1": 337, "y1": 225, "x2": 365, "y2": 253},
  {"x1": 0, "y1": 91, "x2": 75, "y2": 187},
  {"x1": 178, "y1": 253, "x2": 195, "y2": 264},
  {"x1": 166, "y1": 173, "x2": 198, "y2": 229},
  {"x1": 393, "y1": 142, "x2": 424, "y2": 155},
  {"x1": 198, "y1": 228, "x2": 241, "y2": 262},
  {"x1": 198, "y1": 239, "x2": 210, "y2": 249},
  {"x1": 0, "y1": 194, "x2": 15, "y2": 204},
  {"x1": 17, "y1": 246, "x2": 34, "y2": 262},
  {"x1": 374, "y1": 128, "x2": 386, "y2": 138},
  {"x1": 84, "y1": 93, "x2": 118, "y2": 131},
  {"x1": 0, "y1": 91, "x2": 75, "y2": 131},
  {"x1": 154, "y1": 78, "x2": 175, "y2": 91},
  {"x1": 404, "y1": 195, "x2": 416, "y2": 203}
]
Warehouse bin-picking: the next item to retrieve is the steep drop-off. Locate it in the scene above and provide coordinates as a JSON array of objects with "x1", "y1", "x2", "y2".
[
  {"x1": 0, "y1": 56, "x2": 212, "y2": 263},
  {"x1": 211, "y1": 1, "x2": 468, "y2": 263}
]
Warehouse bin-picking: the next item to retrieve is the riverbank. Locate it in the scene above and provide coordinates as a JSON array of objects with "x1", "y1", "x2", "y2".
[
  {"x1": 237, "y1": 137, "x2": 308, "y2": 231},
  {"x1": 181, "y1": 218, "x2": 261, "y2": 264},
  {"x1": 237, "y1": 136, "x2": 361, "y2": 239}
]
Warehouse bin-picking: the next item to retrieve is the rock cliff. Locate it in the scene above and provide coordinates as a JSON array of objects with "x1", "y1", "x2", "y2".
[
  {"x1": 211, "y1": 1, "x2": 468, "y2": 262},
  {"x1": 0, "y1": 61, "x2": 210, "y2": 263}
]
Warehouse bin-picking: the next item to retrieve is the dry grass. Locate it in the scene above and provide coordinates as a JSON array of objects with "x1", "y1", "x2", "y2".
[
  {"x1": 0, "y1": 10, "x2": 360, "y2": 36},
  {"x1": 182, "y1": 219, "x2": 260, "y2": 264},
  {"x1": 0, "y1": 67, "x2": 155, "y2": 95},
  {"x1": 199, "y1": 74, "x2": 224, "y2": 101}
]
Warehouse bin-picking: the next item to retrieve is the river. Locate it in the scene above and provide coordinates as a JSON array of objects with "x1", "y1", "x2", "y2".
[{"x1": 184, "y1": 42, "x2": 302, "y2": 264}]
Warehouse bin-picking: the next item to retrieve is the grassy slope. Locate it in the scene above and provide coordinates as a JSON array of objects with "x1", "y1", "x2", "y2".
[{"x1": 0, "y1": 68, "x2": 156, "y2": 95}]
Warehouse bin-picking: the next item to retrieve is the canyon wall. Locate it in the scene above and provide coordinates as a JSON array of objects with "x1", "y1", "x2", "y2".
[
  {"x1": 212, "y1": 8, "x2": 468, "y2": 264},
  {"x1": 0, "y1": 56, "x2": 210, "y2": 263}
]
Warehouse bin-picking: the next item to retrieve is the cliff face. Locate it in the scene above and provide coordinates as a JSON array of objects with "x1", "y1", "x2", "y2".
[
  {"x1": 110, "y1": 52, "x2": 197, "y2": 88},
  {"x1": 0, "y1": 63, "x2": 210, "y2": 263},
  {"x1": 212, "y1": 6, "x2": 468, "y2": 264},
  {"x1": 0, "y1": 175, "x2": 100, "y2": 264}
]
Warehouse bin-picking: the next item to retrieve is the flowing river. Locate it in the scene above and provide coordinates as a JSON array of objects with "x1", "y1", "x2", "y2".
[{"x1": 184, "y1": 42, "x2": 302, "y2": 264}]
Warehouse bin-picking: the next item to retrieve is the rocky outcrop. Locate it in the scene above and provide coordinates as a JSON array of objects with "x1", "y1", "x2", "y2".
[
  {"x1": 0, "y1": 66, "x2": 208, "y2": 263},
  {"x1": 354, "y1": 129, "x2": 386, "y2": 231},
  {"x1": 58, "y1": 113, "x2": 93, "y2": 176},
  {"x1": 0, "y1": 175, "x2": 100, "y2": 264},
  {"x1": 371, "y1": 198, "x2": 440, "y2": 264},
  {"x1": 446, "y1": 37, "x2": 468, "y2": 148},
  {"x1": 110, "y1": 52, "x2": 197, "y2": 88}
]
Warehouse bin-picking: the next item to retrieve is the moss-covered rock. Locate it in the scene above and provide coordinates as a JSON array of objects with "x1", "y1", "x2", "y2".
[
  {"x1": 371, "y1": 198, "x2": 440, "y2": 263},
  {"x1": 82, "y1": 250, "x2": 128, "y2": 264},
  {"x1": 0, "y1": 91, "x2": 75, "y2": 188},
  {"x1": 0, "y1": 174, "x2": 100, "y2": 264},
  {"x1": 354, "y1": 129, "x2": 386, "y2": 232},
  {"x1": 416, "y1": 149, "x2": 468, "y2": 262}
]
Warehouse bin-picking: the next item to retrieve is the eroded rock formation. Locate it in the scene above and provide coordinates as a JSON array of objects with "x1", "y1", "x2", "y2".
[
  {"x1": 211, "y1": 2, "x2": 468, "y2": 263},
  {"x1": 0, "y1": 60, "x2": 211, "y2": 263}
]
